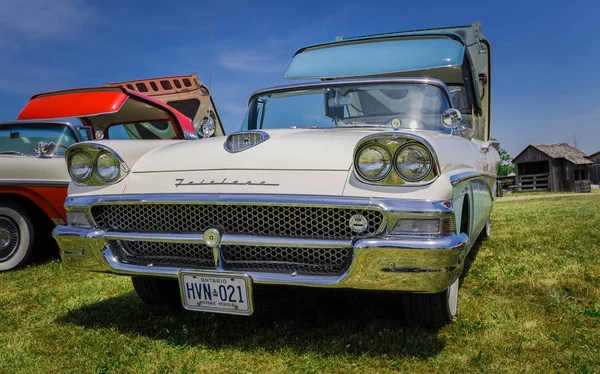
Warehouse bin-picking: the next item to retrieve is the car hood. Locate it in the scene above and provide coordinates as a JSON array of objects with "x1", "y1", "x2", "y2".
[
  {"x1": 131, "y1": 128, "x2": 477, "y2": 173},
  {"x1": 132, "y1": 128, "x2": 373, "y2": 172}
]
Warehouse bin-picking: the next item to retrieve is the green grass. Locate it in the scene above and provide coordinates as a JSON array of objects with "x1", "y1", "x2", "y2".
[
  {"x1": 1, "y1": 195, "x2": 599, "y2": 373},
  {"x1": 504, "y1": 188, "x2": 600, "y2": 197}
]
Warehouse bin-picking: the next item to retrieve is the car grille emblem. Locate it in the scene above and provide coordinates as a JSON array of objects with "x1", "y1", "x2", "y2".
[
  {"x1": 348, "y1": 214, "x2": 368, "y2": 234},
  {"x1": 203, "y1": 228, "x2": 221, "y2": 248}
]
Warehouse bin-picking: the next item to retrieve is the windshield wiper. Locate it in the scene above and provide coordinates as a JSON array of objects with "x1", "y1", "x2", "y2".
[{"x1": 0, "y1": 151, "x2": 25, "y2": 155}]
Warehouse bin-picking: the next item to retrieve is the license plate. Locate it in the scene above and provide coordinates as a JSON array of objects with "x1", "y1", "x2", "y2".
[{"x1": 179, "y1": 272, "x2": 253, "y2": 315}]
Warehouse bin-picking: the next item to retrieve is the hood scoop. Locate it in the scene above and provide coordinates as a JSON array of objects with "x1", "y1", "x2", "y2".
[{"x1": 224, "y1": 131, "x2": 270, "y2": 153}]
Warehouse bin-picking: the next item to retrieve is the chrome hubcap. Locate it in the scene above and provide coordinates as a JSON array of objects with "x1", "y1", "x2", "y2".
[{"x1": 0, "y1": 216, "x2": 19, "y2": 261}]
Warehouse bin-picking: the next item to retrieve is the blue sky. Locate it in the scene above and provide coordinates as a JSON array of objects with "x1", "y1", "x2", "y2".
[{"x1": 1, "y1": 0, "x2": 598, "y2": 157}]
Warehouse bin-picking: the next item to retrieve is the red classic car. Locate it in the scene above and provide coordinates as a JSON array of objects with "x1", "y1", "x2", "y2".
[{"x1": 0, "y1": 74, "x2": 223, "y2": 271}]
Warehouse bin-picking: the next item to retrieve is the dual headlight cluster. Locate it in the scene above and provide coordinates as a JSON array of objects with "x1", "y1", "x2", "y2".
[
  {"x1": 354, "y1": 139, "x2": 436, "y2": 184},
  {"x1": 66, "y1": 145, "x2": 128, "y2": 185}
]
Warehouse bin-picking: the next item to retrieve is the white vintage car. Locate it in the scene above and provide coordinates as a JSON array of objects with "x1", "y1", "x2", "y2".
[{"x1": 54, "y1": 23, "x2": 498, "y2": 328}]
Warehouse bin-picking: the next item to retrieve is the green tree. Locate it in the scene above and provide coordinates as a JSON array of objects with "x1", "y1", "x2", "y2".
[{"x1": 491, "y1": 138, "x2": 515, "y2": 177}]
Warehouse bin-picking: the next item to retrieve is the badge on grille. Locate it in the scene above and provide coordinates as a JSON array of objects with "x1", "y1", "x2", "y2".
[
  {"x1": 203, "y1": 228, "x2": 221, "y2": 248},
  {"x1": 349, "y1": 214, "x2": 368, "y2": 234}
]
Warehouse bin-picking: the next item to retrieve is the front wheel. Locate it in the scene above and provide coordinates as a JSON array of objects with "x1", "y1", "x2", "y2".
[
  {"x1": 0, "y1": 201, "x2": 35, "y2": 271},
  {"x1": 401, "y1": 277, "x2": 459, "y2": 329}
]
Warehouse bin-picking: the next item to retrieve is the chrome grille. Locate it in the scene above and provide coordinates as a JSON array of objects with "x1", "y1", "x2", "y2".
[
  {"x1": 111, "y1": 240, "x2": 214, "y2": 269},
  {"x1": 221, "y1": 245, "x2": 351, "y2": 276},
  {"x1": 109, "y1": 240, "x2": 351, "y2": 276},
  {"x1": 92, "y1": 204, "x2": 383, "y2": 239}
]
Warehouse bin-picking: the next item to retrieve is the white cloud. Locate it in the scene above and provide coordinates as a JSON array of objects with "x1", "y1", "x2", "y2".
[
  {"x1": 0, "y1": 0, "x2": 91, "y2": 40},
  {"x1": 218, "y1": 49, "x2": 289, "y2": 74}
]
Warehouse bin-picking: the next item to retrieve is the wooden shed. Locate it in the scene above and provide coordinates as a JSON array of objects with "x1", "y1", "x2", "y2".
[
  {"x1": 587, "y1": 151, "x2": 600, "y2": 184},
  {"x1": 512, "y1": 143, "x2": 592, "y2": 193}
]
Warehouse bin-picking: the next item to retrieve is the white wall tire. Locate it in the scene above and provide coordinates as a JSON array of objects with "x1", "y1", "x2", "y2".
[
  {"x1": 0, "y1": 202, "x2": 35, "y2": 271},
  {"x1": 447, "y1": 277, "x2": 459, "y2": 318},
  {"x1": 401, "y1": 276, "x2": 460, "y2": 329},
  {"x1": 479, "y1": 218, "x2": 491, "y2": 241}
]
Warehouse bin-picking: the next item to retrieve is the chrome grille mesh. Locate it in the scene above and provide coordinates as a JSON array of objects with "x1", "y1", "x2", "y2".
[
  {"x1": 111, "y1": 240, "x2": 214, "y2": 269},
  {"x1": 110, "y1": 240, "x2": 351, "y2": 275},
  {"x1": 92, "y1": 204, "x2": 383, "y2": 239},
  {"x1": 221, "y1": 245, "x2": 351, "y2": 275}
]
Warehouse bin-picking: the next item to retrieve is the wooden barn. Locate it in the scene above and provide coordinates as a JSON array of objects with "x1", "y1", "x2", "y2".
[
  {"x1": 587, "y1": 151, "x2": 600, "y2": 184},
  {"x1": 512, "y1": 143, "x2": 592, "y2": 193}
]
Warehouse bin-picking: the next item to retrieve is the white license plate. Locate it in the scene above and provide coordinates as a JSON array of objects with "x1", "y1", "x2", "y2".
[{"x1": 179, "y1": 272, "x2": 253, "y2": 315}]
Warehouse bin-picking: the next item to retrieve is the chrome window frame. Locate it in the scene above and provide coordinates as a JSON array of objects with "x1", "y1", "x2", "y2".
[{"x1": 242, "y1": 77, "x2": 454, "y2": 132}]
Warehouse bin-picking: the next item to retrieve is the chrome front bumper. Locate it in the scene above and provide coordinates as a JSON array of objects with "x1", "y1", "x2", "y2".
[{"x1": 53, "y1": 194, "x2": 469, "y2": 293}]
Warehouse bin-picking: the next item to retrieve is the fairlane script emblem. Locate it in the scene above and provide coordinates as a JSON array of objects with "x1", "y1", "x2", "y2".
[
  {"x1": 175, "y1": 178, "x2": 280, "y2": 187},
  {"x1": 349, "y1": 214, "x2": 368, "y2": 234}
]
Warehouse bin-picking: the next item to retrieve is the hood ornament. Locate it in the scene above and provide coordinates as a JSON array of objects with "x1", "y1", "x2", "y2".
[{"x1": 224, "y1": 131, "x2": 270, "y2": 153}]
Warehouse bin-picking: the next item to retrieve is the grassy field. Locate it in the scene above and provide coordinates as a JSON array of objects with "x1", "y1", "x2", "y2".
[{"x1": 1, "y1": 195, "x2": 599, "y2": 373}]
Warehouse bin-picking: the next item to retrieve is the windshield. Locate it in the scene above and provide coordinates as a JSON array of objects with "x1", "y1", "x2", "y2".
[
  {"x1": 243, "y1": 83, "x2": 451, "y2": 131},
  {"x1": 0, "y1": 124, "x2": 77, "y2": 156}
]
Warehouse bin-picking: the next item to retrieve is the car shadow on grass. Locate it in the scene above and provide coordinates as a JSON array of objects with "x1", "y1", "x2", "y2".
[{"x1": 56, "y1": 285, "x2": 445, "y2": 359}]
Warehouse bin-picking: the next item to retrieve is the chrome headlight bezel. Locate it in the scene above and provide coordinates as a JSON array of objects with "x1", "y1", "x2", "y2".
[
  {"x1": 353, "y1": 133, "x2": 439, "y2": 186},
  {"x1": 65, "y1": 144, "x2": 130, "y2": 186},
  {"x1": 354, "y1": 143, "x2": 392, "y2": 182}
]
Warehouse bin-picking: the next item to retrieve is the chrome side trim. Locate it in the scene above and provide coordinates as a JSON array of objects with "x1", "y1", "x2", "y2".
[
  {"x1": 450, "y1": 170, "x2": 496, "y2": 185},
  {"x1": 0, "y1": 180, "x2": 69, "y2": 187}
]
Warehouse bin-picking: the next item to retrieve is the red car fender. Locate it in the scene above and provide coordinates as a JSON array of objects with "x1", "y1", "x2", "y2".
[{"x1": 0, "y1": 186, "x2": 67, "y2": 222}]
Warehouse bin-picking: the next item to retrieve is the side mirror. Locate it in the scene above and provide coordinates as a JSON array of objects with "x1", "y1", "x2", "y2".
[
  {"x1": 198, "y1": 118, "x2": 216, "y2": 138},
  {"x1": 441, "y1": 108, "x2": 462, "y2": 129}
]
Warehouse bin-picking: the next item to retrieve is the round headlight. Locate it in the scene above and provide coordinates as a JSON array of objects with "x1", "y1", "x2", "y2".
[
  {"x1": 68, "y1": 152, "x2": 93, "y2": 182},
  {"x1": 95, "y1": 152, "x2": 120, "y2": 182},
  {"x1": 200, "y1": 118, "x2": 216, "y2": 138},
  {"x1": 394, "y1": 143, "x2": 433, "y2": 182},
  {"x1": 355, "y1": 144, "x2": 392, "y2": 181}
]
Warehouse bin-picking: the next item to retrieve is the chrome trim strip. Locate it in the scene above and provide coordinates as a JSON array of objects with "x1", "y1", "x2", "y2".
[
  {"x1": 248, "y1": 77, "x2": 451, "y2": 105},
  {"x1": 65, "y1": 193, "x2": 454, "y2": 215},
  {"x1": 354, "y1": 233, "x2": 468, "y2": 251},
  {"x1": 103, "y1": 231, "x2": 352, "y2": 248},
  {"x1": 449, "y1": 170, "x2": 496, "y2": 185},
  {"x1": 0, "y1": 180, "x2": 69, "y2": 187}
]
